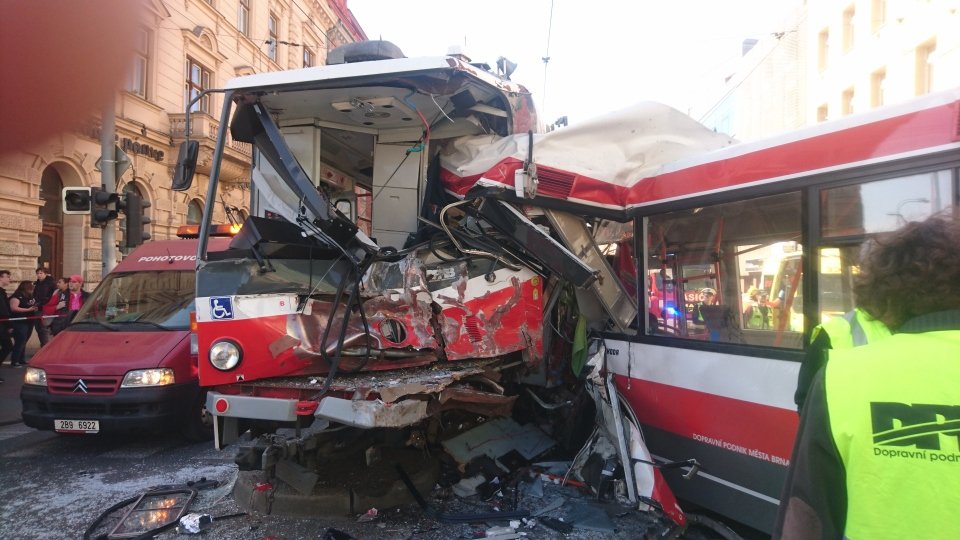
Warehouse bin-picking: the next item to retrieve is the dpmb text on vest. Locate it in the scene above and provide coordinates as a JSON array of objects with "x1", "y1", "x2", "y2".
[{"x1": 825, "y1": 330, "x2": 960, "y2": 538}]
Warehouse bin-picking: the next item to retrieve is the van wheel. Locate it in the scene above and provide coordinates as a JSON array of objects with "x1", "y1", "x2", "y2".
[{"x1": 182, "y1": 391, "x2": 213, "y2": 442}]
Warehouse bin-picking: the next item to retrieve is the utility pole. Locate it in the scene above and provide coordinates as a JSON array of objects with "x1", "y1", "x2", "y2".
[{"x1": 100, "y1": 102, "x2": 117, "y2": 274}]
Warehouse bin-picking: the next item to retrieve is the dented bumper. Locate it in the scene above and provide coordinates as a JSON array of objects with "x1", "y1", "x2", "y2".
[
  {"x1": 206, "y1": 391, "x2": 429, "y2": 428},
  {"x1": 206, "y1": 358, "x2": 517, "y2": 447}
]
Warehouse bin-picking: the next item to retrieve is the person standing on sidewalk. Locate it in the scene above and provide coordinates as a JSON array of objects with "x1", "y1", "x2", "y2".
[
  {"x1": 33, "y1": 268, "x2": 56, "y2": 346},
  {"x1": 8, "y1": 280, "x2": 38, "y2": 367},
  {"x1": 0, "y1": 270, "x2": 11, "y2": 381}
]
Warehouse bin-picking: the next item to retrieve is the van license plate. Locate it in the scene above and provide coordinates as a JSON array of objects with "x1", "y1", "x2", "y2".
[{"x1": 54, "y1": 419, "x2": 100, "y2": 433}]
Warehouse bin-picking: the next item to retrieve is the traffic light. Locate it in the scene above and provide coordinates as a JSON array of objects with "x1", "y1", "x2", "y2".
[
  {"x1": 62, "y1": 187, "x2": 92, "y2": 214},
  {"x1": 91, "y1": 188, "x2": 119, "y2": 227},
  {"x1": 121, "y1": 192, "x2": 151, "y2": 248}
]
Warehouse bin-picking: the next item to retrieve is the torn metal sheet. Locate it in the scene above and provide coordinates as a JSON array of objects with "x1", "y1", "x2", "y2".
[
  {"x1": 432, "y1": 267, "x2": 544, "y2": 362},
  {"x1": 433, "y1": 386, "x2": 517, "y2": 417},
  {"x1": 245, "y1": 358, "x2": 501, "y2": 400},
  {"x1": 315, "y1": 396, "x2": 428, "y2": 428},
  {"x1": 441, "y1": 417, "x2": 555, "y2": 467}
]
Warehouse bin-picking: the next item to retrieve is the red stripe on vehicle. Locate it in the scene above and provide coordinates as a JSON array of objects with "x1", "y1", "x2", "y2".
[
  {"x1": 615, "y1": 375, "x2": 798, "y2": 464},
  {"x1": 625, "y1": 102, "x2": 960, "y2": 206}
]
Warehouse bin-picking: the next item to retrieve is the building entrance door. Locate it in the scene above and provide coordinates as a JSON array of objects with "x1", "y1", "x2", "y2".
[{"x1": 39, "y1": 166, "x2": 65, "y2": 277}]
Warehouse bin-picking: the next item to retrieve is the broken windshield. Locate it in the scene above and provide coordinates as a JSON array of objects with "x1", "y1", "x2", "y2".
[{"x1": 197, "y1": 254, "x2": 353, "y2": 299}]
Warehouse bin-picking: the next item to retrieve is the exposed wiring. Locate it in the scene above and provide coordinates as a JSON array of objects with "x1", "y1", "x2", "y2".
[{"x1": 429, "y1": 93, "x2": 455, "y2": 124}]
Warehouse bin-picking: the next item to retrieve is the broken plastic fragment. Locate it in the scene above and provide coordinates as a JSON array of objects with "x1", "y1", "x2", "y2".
[
  {"x1": 176, "y1": 513, "x2": 213, "y2": 534},
  {"x1": 357, "y1": 508, "x2": 378, "y2": 522}
]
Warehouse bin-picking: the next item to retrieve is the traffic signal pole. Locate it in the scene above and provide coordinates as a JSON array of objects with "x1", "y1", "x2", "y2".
[{"x1": 100, "y1": 103, "x2": 118, "y2": 274}]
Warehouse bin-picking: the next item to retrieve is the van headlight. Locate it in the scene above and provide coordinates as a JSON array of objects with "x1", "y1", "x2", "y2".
[
  {"x1": 209, "y1": 340, "x2": 242, "y2": 371},
  {"x1": 24, "y1": 367, "x2": 47, "y2": 386},
  {"x1": 121, "y1": 368, "x2": 175, "y2": 387}
]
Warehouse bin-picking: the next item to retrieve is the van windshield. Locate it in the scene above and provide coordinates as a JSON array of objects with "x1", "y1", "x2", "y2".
[{"x1": 73, "y1": 271, "x2": 196, "y2": 329}]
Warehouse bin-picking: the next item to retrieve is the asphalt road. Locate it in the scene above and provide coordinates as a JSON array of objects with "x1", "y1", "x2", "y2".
[
  {"x1": 0, "y1": 339, "x2": 759, "y2": 539},
  {"x1": 0, "y1": 421, "x2": 681, "y2": 539}
]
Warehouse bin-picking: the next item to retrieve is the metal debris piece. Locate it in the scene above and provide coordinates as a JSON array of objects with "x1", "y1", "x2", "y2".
[
  {"x1": 441, "y1": 418, "x2": 554, "y2": 467},
  {"x1": 484, "y1": 525, "x2": 522, "y2": 538},
  {"x1": 452, "y1": 474, "x2": 487, "y2": 498},
  {"x1": 521, "y1": 475, "x2": 544, "y2": 499}
]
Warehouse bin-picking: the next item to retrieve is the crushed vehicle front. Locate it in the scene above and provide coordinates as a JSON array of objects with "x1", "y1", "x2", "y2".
[{"x1": 190, "y1": 46, "x2": 546, "y2": 445}]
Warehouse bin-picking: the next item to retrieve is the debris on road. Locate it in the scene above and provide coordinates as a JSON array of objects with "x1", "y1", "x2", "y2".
[{"x1": 176, "y1": 513, "x2": 213, "y2": 534}]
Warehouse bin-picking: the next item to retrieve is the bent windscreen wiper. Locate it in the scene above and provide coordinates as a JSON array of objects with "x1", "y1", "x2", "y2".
[
  {"x1": 71, "y1": 319, "x2": 121, "y2": 332},
  {"x1": 110, "y1": 320, "x2": 171, "y2": 331}
]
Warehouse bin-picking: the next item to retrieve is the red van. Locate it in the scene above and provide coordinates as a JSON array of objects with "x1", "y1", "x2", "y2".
[{"x1": 20, "y1": 233, "x2": 232, "y2": 440}]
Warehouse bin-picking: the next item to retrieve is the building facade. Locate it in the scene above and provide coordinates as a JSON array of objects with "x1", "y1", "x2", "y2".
[
  {"x1": 697, "y1": 0, "x2": 960, "y2": 141},
  {"x1": 0, "y1": 0, "x2": 365, "y2": 286}
]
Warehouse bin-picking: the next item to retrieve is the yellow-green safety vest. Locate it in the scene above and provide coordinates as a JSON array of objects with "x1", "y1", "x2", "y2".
[
  {"x1": 825, "y1": 330, "x2": 960, "y2": 538},
  {"x1": 811, "y1": 308, "x2": 890, "y2": 348}
]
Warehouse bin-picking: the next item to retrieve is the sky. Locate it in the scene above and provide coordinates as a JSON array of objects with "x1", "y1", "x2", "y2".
[{"x1": 349, "y1": 0, "x2": 798, "y2": 126}]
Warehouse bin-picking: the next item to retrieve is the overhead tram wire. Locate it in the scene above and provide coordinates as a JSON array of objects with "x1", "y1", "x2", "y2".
[{"x1": 541, "y1": 0, "x2": 555, "y2": 122}]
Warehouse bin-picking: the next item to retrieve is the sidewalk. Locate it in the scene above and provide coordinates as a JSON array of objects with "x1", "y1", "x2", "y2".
[{"x1": 0, "y1": 332, "x2": 41, "y2": 426}]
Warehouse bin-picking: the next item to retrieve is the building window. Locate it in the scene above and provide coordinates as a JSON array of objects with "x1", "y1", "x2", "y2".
[
  {"x1": 187, "y1": 200, "x2": 204, "y2": 225},
  {"x1": 186, "y1": 58, "x2": 212, "y2": 113},
  {"x1": 238, "y1": 0, "x2": 250, "y2": 36},
  {"x1": 128, "y1": 28, "x2": 150, "y2": 99},
  {"x1": 817, "y1": 29, "x2": 829, "y2": 72},
  {"x1": 842, "y1": 6, "x2": 855, "y2": 52},
  {"x1": 842, "y1": 87, "x2": 854, "y2": 116},
  {"x1": 871, "y1": 0, "x2": 886, "y2": 32},
  {"x1": 871, "y1": 69, "x2": 886, "y2": 107},
  {"x1": 915, "y1": 40, "x2": 936, "y2": 95},
  {"x1": 303, "y1": 46, "x2": 315, "y2": 68},
  {"x1": 268, "y1": 13, "x2": 279, "y2": 62},
  {"x1": 817, "y1": 104, "x2": 828, "y2": 123}
]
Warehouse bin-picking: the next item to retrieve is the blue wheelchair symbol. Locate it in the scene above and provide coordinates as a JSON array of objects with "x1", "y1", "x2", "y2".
[{"x1": 210, "y1": 297, "x2": 234, "y2": 320}]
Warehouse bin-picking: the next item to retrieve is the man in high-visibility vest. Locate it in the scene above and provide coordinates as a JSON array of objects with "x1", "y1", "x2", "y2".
[
  {"x1": 793, "y1": 306, "x2": 890, "y2": 410},
  {"x1": 774, "y1": 216, "x2": 960, "y2": 538}
]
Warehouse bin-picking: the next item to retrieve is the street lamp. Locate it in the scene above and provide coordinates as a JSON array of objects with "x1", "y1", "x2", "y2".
[{"x1": 889, "y1": 198, "x2": 930, "y2": 225}]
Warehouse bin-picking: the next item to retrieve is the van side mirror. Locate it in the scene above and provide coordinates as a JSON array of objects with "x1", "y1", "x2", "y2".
[{"x1": 172, "y1": 140, "x2": 199, "y2": 191}]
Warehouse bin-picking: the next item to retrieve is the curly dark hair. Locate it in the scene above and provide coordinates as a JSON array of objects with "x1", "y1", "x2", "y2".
[{"x1": 854, "y1": 215, "x2": 960, "y2": 330}]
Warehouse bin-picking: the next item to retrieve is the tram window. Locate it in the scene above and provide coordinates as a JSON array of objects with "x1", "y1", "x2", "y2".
[
  {"x1": 818, "y1": 246, "x2": 859, "y2": 325},
  {"x1": 821, "y1": 170, "x2": 952, "y2": 237},
  {"x1": 647, "y1": 191, "x2": 803, "y2": 349}
]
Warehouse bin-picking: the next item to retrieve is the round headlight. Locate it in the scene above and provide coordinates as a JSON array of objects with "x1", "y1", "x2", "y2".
[{"x1": 209, "y1": 340, "x2": 242, "y2": 371}]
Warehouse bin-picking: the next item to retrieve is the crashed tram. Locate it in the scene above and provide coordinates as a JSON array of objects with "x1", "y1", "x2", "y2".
[{"x1": 173, "y1": 39, "x2": 960, "y2": 533}]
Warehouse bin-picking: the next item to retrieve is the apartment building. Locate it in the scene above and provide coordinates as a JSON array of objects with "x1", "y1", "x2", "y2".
[
  {"x1": 698, "y1": 0, "x2": 960, "y2": 141},
  {"x1": 0, "y1": 0, "x2": 365, "y2": 284}
]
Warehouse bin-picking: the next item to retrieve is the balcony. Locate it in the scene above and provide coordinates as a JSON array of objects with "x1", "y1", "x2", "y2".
[{"x1": 169, "y1": 112, "x2": 250, "y2": 183}]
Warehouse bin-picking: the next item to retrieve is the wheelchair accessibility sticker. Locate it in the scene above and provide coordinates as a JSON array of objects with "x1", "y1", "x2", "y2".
[{"x1": 210, "y1": 297, "x2": 234, "y2": 320}]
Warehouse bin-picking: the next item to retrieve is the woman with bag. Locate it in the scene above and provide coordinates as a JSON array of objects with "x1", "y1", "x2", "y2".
[{"x1": 44, "y1": 277, "x2": 68, "y2": 337}]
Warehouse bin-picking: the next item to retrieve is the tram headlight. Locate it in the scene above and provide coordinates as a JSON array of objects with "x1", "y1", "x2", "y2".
[{"x1": 209, "y1": 340, "x2": 242, "y2": 371}]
